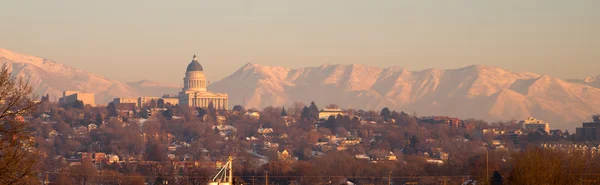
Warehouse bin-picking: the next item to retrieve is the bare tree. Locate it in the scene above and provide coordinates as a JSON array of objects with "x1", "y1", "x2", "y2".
[{"x1": 0, "y1": 66, "x2": 39, "y2": 184}]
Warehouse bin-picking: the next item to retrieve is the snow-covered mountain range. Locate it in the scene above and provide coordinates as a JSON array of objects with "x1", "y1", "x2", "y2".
[
  {"x1": 209, "y1": 63, "x2": 600, "y2": 129},
  {"x1": 0, "y1": 48, "x2": 179, "y2": 104},
  {"x1": 1, "y1": 48, "x2": 598, "y2": 129}
]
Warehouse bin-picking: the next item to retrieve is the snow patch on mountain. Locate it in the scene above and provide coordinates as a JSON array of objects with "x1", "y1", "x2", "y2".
[
  {"x1": 0, "y1": 48, "x2": 178, "y2": 104},
  {"x1": 210, "y1": 63, "x2": 600, "y2": 129}
]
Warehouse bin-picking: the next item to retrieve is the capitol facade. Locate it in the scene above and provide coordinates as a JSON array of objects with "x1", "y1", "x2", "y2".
[
  {"x1": 111, "y1": 55, "x2": 228, "y2": 109},
  {"x1": 178, "y1": 55, "x2": 229, "y2": 109}
]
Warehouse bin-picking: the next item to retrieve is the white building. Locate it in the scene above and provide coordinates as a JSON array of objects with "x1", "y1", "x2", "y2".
[
  {"x1": 520, "y1": 116, "x2": 550, "y2": 133},
  {"x1": 319, "y1": 108, "x2": 345, "y2": 119},
  {"x1": 178, "y1": 55, "x2": 228, "y2": 109},
  {"x1": 59, "y1": 91, "x2": 95, "y2": 106}
]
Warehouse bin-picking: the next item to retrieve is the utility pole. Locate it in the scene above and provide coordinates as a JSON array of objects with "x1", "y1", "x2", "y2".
[
  {"x1": 250, "y1": 176, "x2": 255, "y2": 185},
  {"x1": 486, "y1": 149, "x2": 489, "y2": 183},
  {"x1": 265, "y1": 171, "x2": 268, "y2": 185},
  {"x1": 388, "y1": 172, "x2": 391, "y2": 185}
]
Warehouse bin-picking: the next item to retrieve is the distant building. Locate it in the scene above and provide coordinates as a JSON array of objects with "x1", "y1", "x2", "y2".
[
  {"x1": 138, "y1": 96, "x2": 159, "y2": 108},
  {"x1": 59, "y1": 91, "x2": 95, "y2": 106},
  {"x1": 576, "y1": 115, "x2": 600, "y2": 141},
  {"x1": 160, "y1": 96, "x2": 179, "y2": 106},
  {"x1": 113, "y1": 97, "x2": 138, "y2": 105},
  {"x1": 319, "y1": 108, "x2": 345, "y2": 119},
  {"x1": 420, "y1": 116, "x2": 463, "y2": 127},
  {"x1": 113, "y1": 96, "x2": 179, "y2": 109},
  {"x1": 178, "y1": 55, "x2": 228, "y2": 109},
  {"x1": 245, "y1": 111, "x2": 261, "y2": 119},
  {"x1": 277, "y1": 149, "x2": 292, "y2": 160},
  {"x1": 520, "y1": 116, "x2": 550, "y2": 133},
  {"x1": 112, "y1": 55, "x2": 228, "y2": 109},
  {"x1": 88, "y1": 124, "x2": 98, "y2": 132}
]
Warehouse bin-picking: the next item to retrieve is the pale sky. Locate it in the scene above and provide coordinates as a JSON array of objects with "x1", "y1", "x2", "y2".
[{"x1": 1, "y1": 0, "x2": 599, "y2": 84}]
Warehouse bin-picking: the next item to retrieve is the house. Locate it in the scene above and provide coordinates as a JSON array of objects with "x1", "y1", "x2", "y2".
[
  {"x1": 520, "y1": 116, "x2": 550, "y2": 133},
  {"x1": 420, "y1": 116, "x2": 463, "y2": 127},
  {"x1": 107, "y1": 155, "x2": 120, "y2": 163},
  {"x1": 216, "y1": 115, "x2": 227, "y2": 124},
  {"x1": 368, "y1": 151, "x2": 397, "y2": 162},
  {"x1": 277, "y1": 149, "x2": 292, "y2": 160},
  {"x1": 426, "y1": 159, "x2": 444, "y2": 165},
  {"x1": 245, "y1": 111, "x2": 261, "y2": 119},
  {"x1": 168, "y1": 145, "x2": 177, "y2": 152},
  {"x1": 280, "y1": 116, "x2": 296, "y2": 126},
  {"x1": 94, "y1": 153, "x2": 106, "y2": 163},
  {"x1": 41, "y1": 113, "x2": 52, "y2": 120},
  {"x1": 81, "y1": 152, "x2": 93, "y2": 163},
  {"x1": 88, "y1": 124, "x2": 98, "y2": 132},
  {"x1": 115, "y1": 103, "x2": 137, "y2": 117},
  {"x1": 74, "y1": 126, "x2": 88, "y2": 137},
  {"x1": 109, "y1": 116, "x2": 123, "y2": 122},
  {"x1": 319, "y1": 108, "x2": 345, "y2": 119},
  {"x1": 258, "y1": 127, "x2": 274, "y2": 135},
  {"x1": 355, "y1": 154, "x2": 370, "y2": 160},
  {"x1": 14, "y1": 115, "x2": 25, "y2": 123},
  {"x1": 48, "y1": 130, "x2": 59, "y2": 139}
]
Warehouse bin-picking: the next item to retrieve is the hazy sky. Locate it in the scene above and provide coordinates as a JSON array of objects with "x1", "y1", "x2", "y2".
[{"x1": 1, "y1": 0, "x2": 599, "y2": 84}]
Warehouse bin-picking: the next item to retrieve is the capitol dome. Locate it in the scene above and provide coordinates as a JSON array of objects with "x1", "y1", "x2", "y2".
[{"x1": 186, "y1": 55, "x2": 203, "y2": 72}]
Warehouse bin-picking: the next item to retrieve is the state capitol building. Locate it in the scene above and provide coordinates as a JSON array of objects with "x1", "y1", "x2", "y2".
[
  {"x1": 178, "y1": 55, "x2": 228, "y2": 109},
  {"x1": 111, "y1": 55, "x2": 228, "y2": 109}
]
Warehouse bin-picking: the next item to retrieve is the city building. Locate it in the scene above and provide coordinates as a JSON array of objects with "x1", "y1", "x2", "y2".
[
  {"x1": 178, "y1": 55, "x2": 228, "y2": 109},
  {"x1": 112, "y1": 97, "x2": 137, "y2": 105},
  {"x1": 160, "y1": 95, "x2": 179, "y2": 106},
  {"x1": 113, "y1": 95, "x2": 180, "y2": 108},
  {"x1": 520, "y1": 116, "x2": 550, "y2": 133},
  {"x1": 138, "y1": 96, "x2": 160, "y2": 108},
  {"x1": 576, "y1": 115, "x2": 600, "y2": 141},
  {"x1": 319, "y1": 108, "x2": 345, "y2": 119},
  {"x1": 59, "y1": 91, "x2": 95, "y2": 106},
  {"x1": 420, "y1": 116, "x2": 463, "y2": 127}
]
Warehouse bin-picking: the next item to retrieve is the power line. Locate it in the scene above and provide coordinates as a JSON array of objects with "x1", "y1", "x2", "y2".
[{"x1": 44, "y1": 171, "x2": 473, "y2": 179}]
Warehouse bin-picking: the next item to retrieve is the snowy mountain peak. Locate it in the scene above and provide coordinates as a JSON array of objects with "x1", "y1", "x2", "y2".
[
  {"x1": 584, "y1": 75, "x2": 599, "y2": 83},
  {"x1": 210, "y1": 63, "x2": 600, "y2": 129},
  {"x1": 0, "y1": 48, "x2": 179, "y2": 104}
]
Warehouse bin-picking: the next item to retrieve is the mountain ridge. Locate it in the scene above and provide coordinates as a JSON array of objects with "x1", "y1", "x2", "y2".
[
  {"x1": 1, "y1": 48, "x2": 598, "y2": 129},
  {"x1": 210, "y1": 63, "x2": 600, "y2": 130},
  {"x1": 0, "y1": 48, "x2": 179, "y2": 104}
]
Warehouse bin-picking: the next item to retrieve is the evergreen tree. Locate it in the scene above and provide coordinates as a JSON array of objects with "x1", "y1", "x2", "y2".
[
  {"x1": 409, "y1": 135, "x2": 419, "y2": 148},
  {"x1": 232, "y1": 105, "x2": 244, "y2": 112},
  {"x1": 162, "y1": 108, "x2": 173, "y2": 120},
  {"x1": 107, "y1": 102, "x2": 117, "y2": 117},
  {"x1": 95, "y1": 113, "x2": 103, "y2": 125},
  {"x1": 73, "y1": 100, "x2": 84, "y2": 109},
  {"x1": 308, "y1": 101, "x2": 319, "y2": 120},
  {"x1": 301, "y1": 106, "x2": 311, "y2": 120},
  {"x1": 491, "y1": 171, "x2": 503, "y2": 185},
  {"x1": 380, "y1": 107, "x2": 391, "y2": 120},
  {"x1": 281, "y1": 106, "x2": 288, "y2": 117},
  {"x1": 139, "y1": 109, "x2": 149, "y2": 119},
  {"x1": 40, "y1": 93, "x2": 50, "y2": 102},
  {"x1": 157, "y1": 99, "x2": 165, "y2": 108},
  {"x1": 149, "y1": 99, "x2": 157, "y2": 108},
  {"x1": 197, "y1": 108, "x2": 208, "y2": 118}
]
